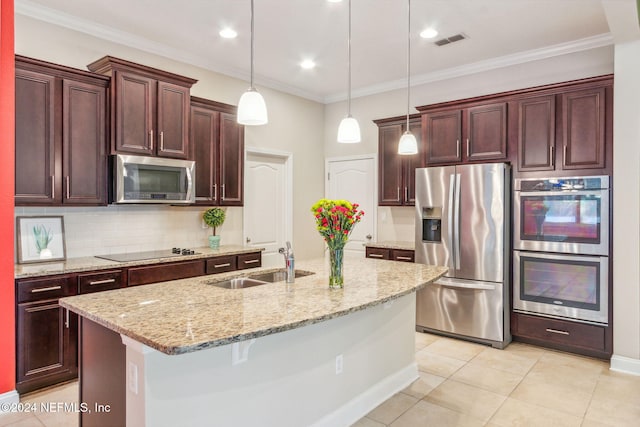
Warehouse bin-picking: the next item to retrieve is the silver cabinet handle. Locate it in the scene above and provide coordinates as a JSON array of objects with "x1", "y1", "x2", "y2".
[
  {"x1": 368, "y1": 254, "x2": 384, "y2": 258},
  {"x1": 149, "y1": 129, "x2": 154, "y2": 151},
  {"x1": 160, "y1": 131, "x2": 164, "y2": 151},
  {"x1": 244, "y1": 259, "x2": 260, "y2": 264},
  {"x1": 89, "y1": 278, "x2": 116, "y2": 286},
  {"x1": 545, "y1": 328, "x2": 569, "y2": 335},
  {"x1": 550, "y1": 146, "x2": 555, "y2": 167},
  {"x1": 65, "y1": 176, "x2": 70, "y2": 199},
  {"x1": 221, "y1": 184, "x2": 226, "y2": 201},
  {"x1": 51, "y1": 175, "x2": 55, "y2": 199},
  {"x1": 563, "y1": 145, "x2": 567, "y2": 165},
  {"x1": 214, "y1": 263, "x2": 231, "y2": 268},
  {"x1": 456, "y1": 139, "x2": 460, "y2": 158},
  {"x1": 466, "y1": 138, "x2": 470, "y2": 158},
  {"x1": 65, "y1": 308, "x2": 70, "y2": 329},
  {"x1": 213, "y1": 184, "x2": 217, "y2": 201},
  {"x1": 396, "y1": 256, "x2": 413, "y2": 261},
  {"x1": 397, "y1": 187, "x2": 400, "y2": 202},
  {"x1": 31, "y1": 285, "x2": 62, "y2": 293}
]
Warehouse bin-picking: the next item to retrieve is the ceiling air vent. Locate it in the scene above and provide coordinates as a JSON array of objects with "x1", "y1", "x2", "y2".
[{"x1": 434, "y1": 33, "x2": 468, "y2": 47}]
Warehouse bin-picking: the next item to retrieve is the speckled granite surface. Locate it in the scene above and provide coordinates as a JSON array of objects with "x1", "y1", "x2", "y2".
[
  {"x1": 365, "y1": 240, "x2": 415, "y2": 251},
  {"x1": 15, "y1": 245, "x2": 262, "y2": 279},
  {"x1": 60, "y1": 256, "x2": 447, "y2": 355}
]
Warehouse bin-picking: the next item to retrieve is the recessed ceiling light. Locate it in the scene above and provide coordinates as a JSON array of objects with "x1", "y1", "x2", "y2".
[
  {"x1": 420, "y1": 28, "x2": 439, "y2": 39},
  {"x1": 300, "y1": 59, "x2": 316, "y2": 70},
  {"x1": 219, "y1": 28, "x2": 238, "y2": 39},
  {"x1": 327, "y1": 0, "x2": 343, "y2": 3}
]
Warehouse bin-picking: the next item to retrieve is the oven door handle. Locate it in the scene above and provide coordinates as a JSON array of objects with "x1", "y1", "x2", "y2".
[
  {"x1": 516, "y1": 190, "x2": 605, "y2": 198},
  {"x1": 431, "y1": 277, "x2": 496, "y2": 291}
]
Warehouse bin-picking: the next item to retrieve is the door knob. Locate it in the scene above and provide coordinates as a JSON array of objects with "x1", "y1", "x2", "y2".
[{"x1": 366, "y1": 234, "x2": 372, "y2": 240}]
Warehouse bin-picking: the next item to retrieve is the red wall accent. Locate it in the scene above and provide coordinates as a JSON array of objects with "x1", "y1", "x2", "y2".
[{"x1": 0, "y1": 0, "x2": 15, "y2": 393}]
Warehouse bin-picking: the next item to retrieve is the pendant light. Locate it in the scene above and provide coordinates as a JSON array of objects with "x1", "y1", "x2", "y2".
[
  {"x1": 237, "y1": 0, "x2": 268, "y2": 125},
  {"x1": 337, "y1": 0, "x2": 361, "y2": 143},
  {"x1": 398, "y1": 0, "x2": 418, "y2": 155}
]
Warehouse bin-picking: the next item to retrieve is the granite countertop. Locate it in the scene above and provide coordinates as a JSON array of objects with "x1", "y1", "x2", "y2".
[
  {"x1": 15, "y1": 245, "x2": 263, "y2": 279},
  {"x1": 364, "y1": 240, "x2": 415, "y2": 251},
  {"x1": 59, "y1": 256, "x2": 447, "y2": 356}
]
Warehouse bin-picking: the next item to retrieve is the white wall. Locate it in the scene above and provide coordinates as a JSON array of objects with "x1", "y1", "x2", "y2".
[{"x1": 15, "y1": 15, "x2": 326, "y2": 260}]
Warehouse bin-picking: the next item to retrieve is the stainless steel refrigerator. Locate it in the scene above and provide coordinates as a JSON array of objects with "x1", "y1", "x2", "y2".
[{"x1": 414, "y1": 163, "x2": 511, "y2": 348}]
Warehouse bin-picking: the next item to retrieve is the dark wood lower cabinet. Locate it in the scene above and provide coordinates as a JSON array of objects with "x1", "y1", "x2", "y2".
[
  {"x1": 16, "y1": 300, "x2": 78, "y2": 394},
  {"x1": 365, "y1": 247, "x2": 415, "y2": 263},
  {"x1": 127, "y1": 260, "x2": 205, "y2": 287},
  {"x1": 511, "y1": 312, "x2": 611, "y2": 360}
]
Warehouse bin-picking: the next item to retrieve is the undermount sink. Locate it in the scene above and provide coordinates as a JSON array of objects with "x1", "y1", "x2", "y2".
[
  {"x1": 209, "y1": 277, "x2": 269, "y2": 289},
  {"x1": 248, "y1": 269, "x2": 315, "y2": 283}
]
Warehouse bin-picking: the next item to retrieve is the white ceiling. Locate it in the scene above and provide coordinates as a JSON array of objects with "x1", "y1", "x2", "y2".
[{"x1": 16, "y1": 0, "x2": 618, "y2": 103}]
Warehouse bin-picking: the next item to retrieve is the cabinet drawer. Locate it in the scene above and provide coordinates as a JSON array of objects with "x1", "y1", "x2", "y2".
[
  {"x1": 391, "y1": 249, "x2": 415, "y2": 263},
  {"x1": 17, "y1": 275, "x2": 77, "y2": 304},
  {"x1": 78, "y1": 270, "x2": 124, "y2": 294},
  {"x1": 206, "y1": 255, "x2": 237, "y2": 274},
  {"x1": 513, "y1": 313, "x2": 606, "y2": 352},
  {"x1": 128, "y1": 260, "x2": 205, "y2": 287},
  {"x1": 366, "y1": 247, "x2": 390, "y2": 260},
  {"x1": 237, "y1": 252, "x2": 262, "y2": 270}
]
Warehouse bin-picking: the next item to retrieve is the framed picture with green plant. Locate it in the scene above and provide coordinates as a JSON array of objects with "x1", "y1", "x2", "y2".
[
  {"x1": 16, "y1": 216, "x2": 67, "y2": 263},
  {"x1": 203, "y1": 208, "x2": 226, "y2": 249}
]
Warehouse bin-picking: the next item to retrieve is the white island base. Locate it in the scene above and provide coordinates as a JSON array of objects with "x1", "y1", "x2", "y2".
[{"x1": 117, "y1": 294, "x2": 417, "y2": 427}]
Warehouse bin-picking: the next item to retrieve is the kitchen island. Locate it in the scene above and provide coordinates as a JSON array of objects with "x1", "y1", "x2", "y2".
[{"x1": 60, "y1": 255, "x2": 447, "y2": 427}]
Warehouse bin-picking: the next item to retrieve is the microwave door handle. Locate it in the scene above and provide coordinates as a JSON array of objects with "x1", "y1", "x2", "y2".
[
  {"x1": 454, "y1": 173, "x2": 461, "y2": 270},
  {"x1": 185, "y1": 167, "x2": 193, "y2": 201},
  {"x1": 448, "y1": 174, "x2": 456, "y2": 271}
]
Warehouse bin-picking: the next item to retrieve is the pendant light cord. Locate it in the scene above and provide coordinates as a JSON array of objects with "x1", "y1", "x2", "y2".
[
  {"x1": 347, "y1": 0, "x2": 352, "y2": 116},
  {"x1": 250, "y1": 0, "x2": 255, "y2": 90},
  {"x1": 406, "y1": 0, "x2": 411, "y2": 129}
]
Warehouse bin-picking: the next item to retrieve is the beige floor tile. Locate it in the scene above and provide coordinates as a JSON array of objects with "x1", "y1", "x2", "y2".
[
  {"x1": 414, "y1": 331, "x2": 439, "y2": 351},
  {"x1": 33, "y1": 410, "x2": 79, "y2": 427},
  {"x1": 503, "y1": 342, "x2": 549, "y2": 360},
  {"x1": 20, "y1": 382, "x2": 78, "y2": 406},
  {"x1": 366, "y1": 392, "x2": 418, "y2": 425},
  {"x1": 525, "y1": 359, "x2": 600, "y2": 392},
  {"x1": 424, "y1": 378, "x2": 506, "y2": 422},
  {"x1": 0, "y1": 411, "x2": 40, "y2": 427},
  {"x1": 451, "y1": 362, "x2": 524, "y2": 396},
  {"x1": 510, "y1": 376, "x2": 593, "y2": 417},
  {"x1": 420, "y1": 336, "x2": 486, "y2": 362},
  {"x1": 471, "y1": 347, "x2": 538, "y2": 376},
  {"x1": 592, "y1": 370, "x2": 640, "y2": 406},
  {"x1": 415, "y1": 350, "x2": 466, "y2": 377},
  {"x1": 0, "y1": 417, "x2": 45, "y2": 427},
  {"x1": 402, "y1": 371, "x2": 446, "y2": 399},
  {"x1": 489, "y1": 397, "x2": 582, "y2": 427},
  {"x1": 580, "y1": 420, "x2": 619, "y2": 427},
  {"x1": 538, "y1": 351, "x2": 607, "y2": 375},
  {"x1": 584, "y1": 394, "x2": 640, "y2": 426},
  {"x1": 350, "y1": 416, "x2": 386, "y2": 427},
  {"x1": 390, "y1": 400, "x2": 485, "y2": 427}
]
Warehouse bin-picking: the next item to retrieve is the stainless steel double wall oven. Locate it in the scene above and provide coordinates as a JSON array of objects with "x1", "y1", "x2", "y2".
[{"x1": 513, "y1": 176, "x2": 610, "y2": 325}]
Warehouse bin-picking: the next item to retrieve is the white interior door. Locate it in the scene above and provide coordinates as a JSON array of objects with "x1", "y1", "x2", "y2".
[
  {"x1": 244, "y1": 150, "x2": 292, "y2": 268},
  {"x1": 326, "y1": 156, "x2": 376, "y2": 255}
]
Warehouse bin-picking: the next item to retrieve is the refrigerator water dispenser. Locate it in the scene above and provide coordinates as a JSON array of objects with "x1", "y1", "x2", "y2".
[{"x1": 422, "y1": 207, "x2": 442, "y2": 242}]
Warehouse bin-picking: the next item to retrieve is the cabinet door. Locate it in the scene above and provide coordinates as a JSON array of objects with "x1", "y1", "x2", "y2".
[
  {"x1": 219, "y1": 113, "x2": 244, "y2": 206},
  {"x1": 378, "y1": 123, "x2": 404, "y2": 205},
  {"x1": 191, "y1": 106, "x2": 219, "y2": 204},
  {"x1": 114, "y1": 70, "x2": 155, "y2": 155},
  {"x1": 516, "y1": 95, "x2": 556, "y2": 171},
  {"x1": 16, "y1": 299, "x2": 78, "y2": 393},
  {"x1": 562, "y1": 87, "x2": 606, "y2": 170},
  {"x1": 15, "y1": 69, "x2": 58, "y2": 204},
  {"x1": 424, "y1": 110, "x2": 462, "y2": 164},
  {"x1": 62, "y1": 79, "x2": 107, "y2": 205},
  {"x1": 466, "y1": 102, "x2": 507, "y2": 161},
  {"x1": 157, "y1": 81, "x2": 190, "y2": 159},
  {"x1": 402, "y1": 119, "x2": 422, "y2": 205}
]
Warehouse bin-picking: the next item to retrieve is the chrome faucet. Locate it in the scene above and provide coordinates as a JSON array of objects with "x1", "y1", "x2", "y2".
[{"x1": 278, "y1": 241, "x2": 295, "y2": 283}]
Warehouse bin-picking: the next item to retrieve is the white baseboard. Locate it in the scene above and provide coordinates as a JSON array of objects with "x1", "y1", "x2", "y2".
[
  {"x1": 610, "y1": 354, "x2": 640, "y2": 376},
  {"x1": 311, "y1": 362, "x2": 419, "y2": 427},
  {"x1": 0, "y1": 390, "x2": 20, "y2": 413}
]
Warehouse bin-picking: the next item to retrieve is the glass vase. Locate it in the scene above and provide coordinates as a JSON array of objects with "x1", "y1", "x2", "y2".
[{"x1": 328, "y1": 247, "x2": 344, "y2": 289}]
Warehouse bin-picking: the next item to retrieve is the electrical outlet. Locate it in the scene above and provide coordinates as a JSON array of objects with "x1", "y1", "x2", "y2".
[
  {"x1": 128, "y1": 361, "x2": 138, "y2": 394},
  {"x1": 335, "y1": 354, "x2": 343, "y2": 375}
]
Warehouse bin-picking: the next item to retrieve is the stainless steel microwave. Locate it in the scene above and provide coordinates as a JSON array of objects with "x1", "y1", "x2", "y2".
[{"x1": 113, "y1": 154, "x2": 195, "y2": 204}]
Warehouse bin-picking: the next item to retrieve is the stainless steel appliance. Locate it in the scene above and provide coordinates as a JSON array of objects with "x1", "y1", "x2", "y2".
[
  {"x1": 415, "y1": 163, "x2": 511, "y2": 348},
  {"x1": 514, "y1": 176, "x2": 609, "y2": 255},
  {"x1": 96, "y1": 248, "x2": 199, "y2": 262},
  {"x1": 513, "y1": 176, "x2": 610, "y2": 325},
  {"x1": 113, "y1": 154, "x2": 195, "y2": 204}
]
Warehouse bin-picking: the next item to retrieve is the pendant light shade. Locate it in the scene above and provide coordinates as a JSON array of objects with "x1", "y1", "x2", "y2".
[
  {"x1": 337, "y1": 0, "x2": 361, "y2": 143},
  {"x1": 237, "y1": 0, "x2": 268, "y2": 126},
  {"x1": 398, "y1": 0, "x2": 418, "y2": 155}
]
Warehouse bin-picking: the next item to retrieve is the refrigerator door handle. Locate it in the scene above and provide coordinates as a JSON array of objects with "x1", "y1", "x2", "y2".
[
  {"x1": 432, "y1": 277, "x2": 496, "y2": 291},
  {"x1": 448, "y1": 174, "x2": 456, "y2": 270},
  {"x1": 454, "y1": 173, "x2": 461, "y2": 270}
]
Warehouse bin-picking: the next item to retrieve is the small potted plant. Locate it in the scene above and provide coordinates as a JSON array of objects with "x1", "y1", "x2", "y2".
[{"x1": 203, "y1": 207, "x2": 226, "y2": 249}]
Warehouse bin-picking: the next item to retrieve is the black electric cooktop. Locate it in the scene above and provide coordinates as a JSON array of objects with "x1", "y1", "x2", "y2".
[{"x1": 95, "y1": 248, "x2": 199, "y2": 263}]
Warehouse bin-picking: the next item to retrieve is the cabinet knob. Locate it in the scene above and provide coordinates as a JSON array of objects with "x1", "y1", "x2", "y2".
[{"x1": 366, "y1": 234, "x2": 372, "y2": 240}]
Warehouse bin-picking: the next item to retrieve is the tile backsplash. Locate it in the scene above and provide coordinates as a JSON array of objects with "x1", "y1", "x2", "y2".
[{"x1": 14, "y1": 205, "x2": 243, "y2": 260}]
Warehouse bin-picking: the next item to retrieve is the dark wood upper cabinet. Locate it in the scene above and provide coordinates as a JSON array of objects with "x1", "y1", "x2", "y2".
[
  {"x1": 466, "y1": 102, "x2": 507, "y2": 161},
  {"x1": 423, "y1": 110, "x2": 462, "y2": 164},
  {"x1": 561, "y1": 87, "x2": 606, "y2": 170},
  {"x1": 88, "y1": 56, "x2": 197, "y2": 159},
  {"x1": 190, "y1": 97, "x2": 244, "y2": 206},
  {"x1": 375, "y1": 117, "x2": 422, "y2": 206},
  {"x1": 516, "y1": 95, "x2": 556, "y2": 172},
  {"x1": 15, "y1": 56, "x2": 109, "y2": 206}
]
